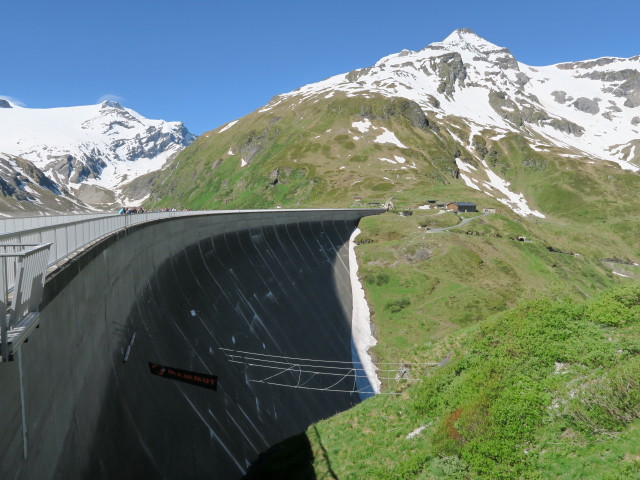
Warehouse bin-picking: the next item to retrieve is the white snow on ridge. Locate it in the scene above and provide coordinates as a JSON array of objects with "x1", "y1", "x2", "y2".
[
  {"x1": 459, "y1": 173, "x2": 481, "y2": 191},
  {"x1": 455, "y1": 158, "x2": 544, "y2": 217},
  {"x1": 275, "y1": 29, "x2": 639, "y2": 177},
  {"x1": 352, "y1": 118, "x2": 372, "y2": 133},
  {"x1": 482, "y1": 166, "x2": 545, "y2": 218},
  {"x1": 0, "y1": 101, "x2": 194, "y2": 195}
]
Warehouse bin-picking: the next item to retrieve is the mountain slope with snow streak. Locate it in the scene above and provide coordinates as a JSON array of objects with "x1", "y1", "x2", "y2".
[
  {"x1": 228, "y1": 28, "x2": 636, "y2": 217},
  {"x1": 0, "y1": 152, "x2": 91, "y2": 213},
  {"x1": 268, "y1": 29, "x2": 639, "y2": 172},
  {"x1": 0, "y1": 99, "x2": 195, "y2": 205}
]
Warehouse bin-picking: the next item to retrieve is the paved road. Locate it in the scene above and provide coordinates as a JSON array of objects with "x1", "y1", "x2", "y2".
[{"x1": 427, "y1": 212, "x2": 492, "y2": 233}]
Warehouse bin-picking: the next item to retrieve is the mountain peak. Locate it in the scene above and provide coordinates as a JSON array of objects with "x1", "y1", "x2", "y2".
[
  {"x1": 438, "y1": 28, "x2": 504, "y2": 53},
  {"x1": 0, "y1": 98, "x2": 13, "y2": 108},
  {"x1": 100, "y1": 100, "x2": 124, "y2": 110}
]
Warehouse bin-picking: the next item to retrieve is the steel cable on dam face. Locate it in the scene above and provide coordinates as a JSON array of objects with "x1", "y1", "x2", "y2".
[
  {"x1": 234, "y1": 219, "x2": 359, "y2": 394},
  {"x1": 78, "y1": 218, "x2": 363, "y2": 479},
  {"x1": 229, "y1": 219, "x2": 345, "y2": 368}
]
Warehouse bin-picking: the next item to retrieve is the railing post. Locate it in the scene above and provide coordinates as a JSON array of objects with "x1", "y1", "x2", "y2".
[{"x1": 1, "y1": 257, "x2": 8, "y2": 362}]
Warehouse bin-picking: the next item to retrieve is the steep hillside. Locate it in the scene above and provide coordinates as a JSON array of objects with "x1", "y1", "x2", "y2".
[
  {"x1": 0, "y1": 152, "x2": 92, "y2": 213},
  {"x1": 142, "y1": 29, "x2": 640, "y2": 478}
]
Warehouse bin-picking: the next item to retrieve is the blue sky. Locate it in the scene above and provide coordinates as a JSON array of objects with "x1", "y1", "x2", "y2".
[{"x1": 2, "y1": 0, "x2": 638, "y2": 135}]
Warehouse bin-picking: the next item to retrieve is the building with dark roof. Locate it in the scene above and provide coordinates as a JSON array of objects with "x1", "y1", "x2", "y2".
[{"x1": 447, "y1": 202, "x2": 477, "y2": 213}]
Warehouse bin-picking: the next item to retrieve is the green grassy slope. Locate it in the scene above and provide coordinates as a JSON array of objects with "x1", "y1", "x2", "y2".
[
  {"x1": 355, "y1": 211, "x2": 619, "y2": 372},
  {"x1": 248, "y1": 284, "x2": 640, "y2": 479},
  {"x1": 146, "y1": 91, "x2": 640, "y2": 257},
  {"x1": 146, "y1": 94, "x2": 468, "y2": 209}
]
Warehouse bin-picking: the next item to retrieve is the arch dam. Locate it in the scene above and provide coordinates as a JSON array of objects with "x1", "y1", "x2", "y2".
[{"x1": 0, "y1": 208, "x2": 384, "y2": 479}]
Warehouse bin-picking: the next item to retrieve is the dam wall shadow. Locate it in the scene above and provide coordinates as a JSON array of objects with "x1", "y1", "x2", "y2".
[{"x1": 0, "y1": 209, "x2": 382, "y2": 480}]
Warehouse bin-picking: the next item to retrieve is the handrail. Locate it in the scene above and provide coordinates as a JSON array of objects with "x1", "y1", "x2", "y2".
[
  {"x1": 1, "y1": 243, "x2": 52, "y2": 362},
  {"x1": 0, "y1": 213, "x2": 119, "y2": 235},
  {"x1": 0, "y1": 207, "x2": 384, "y2": 363},
  {"x1": 0, "y1": 209, "x2": 383, "y2": 292},
  {"x1": 0, "y1": 211, "x2": 191, "y2": 283}
]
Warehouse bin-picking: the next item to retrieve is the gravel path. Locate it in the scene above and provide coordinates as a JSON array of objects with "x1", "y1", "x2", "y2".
[{"x1": 427, "y1": 212, "x2": 492, "y2": 233}]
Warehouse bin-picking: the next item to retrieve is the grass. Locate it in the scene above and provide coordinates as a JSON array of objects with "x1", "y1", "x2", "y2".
[
  {"x1": 353, "y1": 211, "x2": 618, "y2": 372},
  {"x1": 293, "y1": 283, "x2": 640, "y2": 479}
]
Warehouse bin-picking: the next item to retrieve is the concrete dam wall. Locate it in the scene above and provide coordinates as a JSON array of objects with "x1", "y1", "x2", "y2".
[{"x1": 0, "y1": 209, "x2": 383, "y2": 480}]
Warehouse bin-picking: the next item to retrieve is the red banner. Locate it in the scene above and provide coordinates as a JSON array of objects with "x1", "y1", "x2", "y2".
[{"x1": 148, "y1": 362, "x2": 218, "y2": 391}]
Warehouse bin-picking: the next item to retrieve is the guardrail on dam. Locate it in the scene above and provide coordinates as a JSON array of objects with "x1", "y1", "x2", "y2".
[{"x1": 0, "y1": 208, "x2": 384, "y2": 480}]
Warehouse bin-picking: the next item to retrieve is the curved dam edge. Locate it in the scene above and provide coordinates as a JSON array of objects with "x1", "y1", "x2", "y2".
[{"x1": 0, "y1": 209, "x2": 384, "y2": 480}]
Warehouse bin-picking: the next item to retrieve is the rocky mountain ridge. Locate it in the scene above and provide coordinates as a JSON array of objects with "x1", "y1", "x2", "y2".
[
  {"x1": 0, "y1": 152, "x2": 91, "y2": 213},
  {"x1": 0, "y1": 99, "x2": 195, "y2": 208}
]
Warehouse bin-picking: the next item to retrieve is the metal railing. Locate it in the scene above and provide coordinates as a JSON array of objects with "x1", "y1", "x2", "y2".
[
  {"x1": 0, "y1": 207, "x2": 382, "y2": 361},
  {"x1": 0, "y1": 211, "x2": 193, "y2": 278},
  {"x1": 1, "y1": 243, "x2": 52, "y2": 362},
  {"x1": 0, "y1": 213, "x2": 118, "y2": 235}
]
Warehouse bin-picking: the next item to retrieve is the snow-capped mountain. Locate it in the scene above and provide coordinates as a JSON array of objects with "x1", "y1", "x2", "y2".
[
  {"x1": 243, "y1": 28, "x2": 639, "y2": 216},
  {"x1": 0, "y1": 99, "x2": 195, "y2": 205},
  {"x1": 270, "y1": 29, "x2": 639, "y2": 170}
]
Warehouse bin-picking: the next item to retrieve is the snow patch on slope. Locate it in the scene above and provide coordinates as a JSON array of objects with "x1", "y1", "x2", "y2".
[
  {"x1": 456, "y1": 158, "x2": 545, "y2": 217},
  {"x1": 349, "y1": 228, "x2": 380, "y2": 398}
]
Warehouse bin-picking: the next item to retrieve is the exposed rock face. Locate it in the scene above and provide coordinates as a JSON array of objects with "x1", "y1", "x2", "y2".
[
  {"x1": 489, "y1": 90, "x2": 524, "y2": 125},
  {"x1": 614, "y1": 76, "x2": 640, "y2": 108},
  {"x1": 572, "y1": 97, "x2": 600, "y2": 114},
  {"x1": 552, "y1": 91, "x2": 571, "y2": 104},
  {"x1": 239, "y1": 121, "x2": 281, "y2": 165},
  {"x1": 578, "y1": 68, "x2": 638, "y2": 82},
  {"x1": 557, "y1": 58, "x2": 618, "y2": 69},
  {"x1": 47, "y1": 154, "x2": 107, "y2": 184},
  {"x1": 379, "y1": 98, "x2": 433, "y2": 130},
  {"x1": 342, "y1": 97, "x2": 437, "y2": 132},
  {"x1": 493, "y1": 48, "x2": 520, "y2": 71},
  {"x1": 0, "y1": 152, "x2": 89, "y2": 212},
  {"x1": 546, "y1": 118, "x2": 585, "y2": 136},
  {"x1": 346, "y1": 67, "x2": 375, "y2": 83},
  {"x1": 0, "y1": 99, "x2": 11, "y2": 108},
  {"x1": 431, "y1": 52, "x2": 467, "y2": 97}
]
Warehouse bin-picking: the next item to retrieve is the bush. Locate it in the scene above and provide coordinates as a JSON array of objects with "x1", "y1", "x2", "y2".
[
  {"x1": 363, "y1": 272, "x2": 389, "y2": 286},
  {"x1": 431, "y1": 455, "x2": 469, "y2": 479},
  {"x1": 564, "y1": 356, "x2": 640, "y2": 433},
  {"x1": 581, "y1": 283, "x2": 640, "y2": 326},
  {"x1": 385, "y1": 298, "x2": 411, "y2": 313}
]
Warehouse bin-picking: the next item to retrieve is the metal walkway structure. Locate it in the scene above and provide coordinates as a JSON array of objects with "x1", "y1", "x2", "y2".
[{"x1": 0, "y1": 244, "x2": 51, "y2": 362}]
